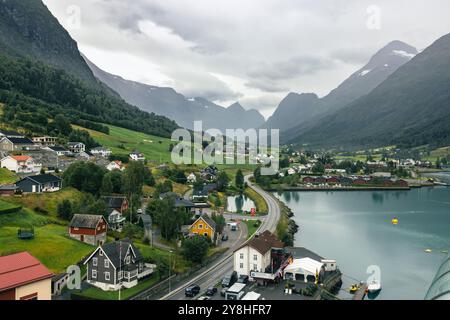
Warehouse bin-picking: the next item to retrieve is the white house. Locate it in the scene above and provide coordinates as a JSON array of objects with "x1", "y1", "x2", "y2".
[
  {"x1": 130, "y1": 151, "x2": 145, "y2": 161},
  {"x1": 187, "y1": 172, "x2": 197, "y2": 184},
  {"x1": 0, "y1": 155, "x2": 42, "y2": 174},
  {"x1": 233, "y1": 231, "x2": 284, "y2": 277},
  {"x1": 44, "y1": 146, "x2": 70, "y2": 156},
  {"x1": 67, "y1": 142, "x2": 86, "y2": 154},
  {"x1": 106, "y1": 160, "x2": 124, "y2": 171},
  {"x1": 287, "y1": 168, "x2": 296, "y2": 175},
  {"x1": 90, "y1": 147, "x2": 111, "y2": 158}
]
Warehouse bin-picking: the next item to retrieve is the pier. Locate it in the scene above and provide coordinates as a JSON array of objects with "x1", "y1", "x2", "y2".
[{"x1": 352, "y1": 283, "x2": 368, "y2": 300}]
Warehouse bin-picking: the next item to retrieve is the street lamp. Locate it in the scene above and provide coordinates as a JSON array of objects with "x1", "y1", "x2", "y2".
[{"x1": 168, "y1": 250, "x2": 173, "y2": 294}]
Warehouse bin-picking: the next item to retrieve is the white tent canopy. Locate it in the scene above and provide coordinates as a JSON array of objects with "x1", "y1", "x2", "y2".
[{"x1": 283, "y1": 258, "x2": 323, "y2": 282}]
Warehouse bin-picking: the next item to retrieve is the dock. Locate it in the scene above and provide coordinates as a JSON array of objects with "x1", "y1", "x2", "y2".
[{"x1": 352, "y1": 283, "x2": 368, "y2": 300}]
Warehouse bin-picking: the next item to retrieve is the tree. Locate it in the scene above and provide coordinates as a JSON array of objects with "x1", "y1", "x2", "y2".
[
  {"x1": 57, "y1": 199, "x2": 73, "y2": 220},
  {"x1": 235, "y1": 169, "x2": 244, "y2": 190},
  {"x1": 144, "y1": 167, "x2": 156, "y2": 187},
  {"x1": 312, "y1": 162, "x2": 325, "y2": 174},
  {"x1": 122, "y1": 161, "x2": 145, "y2": 213},
  {"x1": 211, "y1": 212, "x2": 226, "y2": 234},
  {"x1": 147, "y1": 198, "x2": 186, "y2": 240},
  {"x1": 217, "y1": 171, "x2": 229, "y2": 192},
  {"x1": 53, "y1": 114, "x2": 72, "y2": 136},
  {"x1": 63, "y1": 162, "x2": 106, "y2": 195},
  {"x1": 100, "y1": 174, "x2": 113, "y2": 195},
  {"x1": 181, "y1": 236, "x2": 210, "y2": 264}
]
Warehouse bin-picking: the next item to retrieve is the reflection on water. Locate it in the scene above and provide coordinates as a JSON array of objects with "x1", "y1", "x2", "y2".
[
  {"x1": 226, "y1": 195, "x2": 256, "y2": 213},
  {"x1": 274, "y1": 187, "x2": 450, "y2": 300}
]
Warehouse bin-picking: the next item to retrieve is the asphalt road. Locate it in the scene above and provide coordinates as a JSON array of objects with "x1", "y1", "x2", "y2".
[{"x1": 160, "y1": 174, "x2": 281, "y2": 300}]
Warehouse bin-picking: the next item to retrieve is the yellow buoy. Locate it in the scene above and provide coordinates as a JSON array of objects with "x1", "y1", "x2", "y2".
[{"x1": 391, "y1": 218, "x2": 399, "y2": 225}]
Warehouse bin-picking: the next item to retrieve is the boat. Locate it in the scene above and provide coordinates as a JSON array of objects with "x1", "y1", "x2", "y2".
[
  {"x1": 368, "y1": 280, "x2": 382, "y2": 293},
  {"x1": 391, "y1": 218, "x2": 399, "y2": 225},
  {"x1": 349, "y1": 284, "x2": 360, "y2": 294},
  {"x1": 425, "y1": 249, "x2": 433, "y2": 253}
]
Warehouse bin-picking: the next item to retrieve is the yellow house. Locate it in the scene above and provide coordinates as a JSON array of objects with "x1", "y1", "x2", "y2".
[{"x1": 189, "y1": 214, "x2": 217, "y2": 239}]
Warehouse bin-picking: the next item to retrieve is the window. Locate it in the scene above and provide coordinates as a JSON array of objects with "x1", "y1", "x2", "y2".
[
  {"x1": 105, "y1": 272, "x2": 110, "y2": 281},
  {"x1": 240, "y1": 263, "x2": 244, "y2": 269},
  {"x1": 253, "y1": 264, "x2": 258, "y2": 271},
  {"x1": 126, "y1": 256, "x2": 131, "y2": 264},
  {"x1": 92, "y1": 270, "x2": 97, "y2": 279},
  {"x1": 253, "y1": 254, "x2": 258, "y2": 261},
  {"x1": 240, "y1": 253, "x2": 244, "y2": 259},
  {"x1": 118, "y1": 271, "x2": 123, "y2": 280},
  {"x1": 104, "y1": 260, "x2": 109, "y2": 268},
  {"x1": 92, "y1": 258, "x2": 98, "y2": 266},
  {"x1": 205, "y1": 225, "x2": 209, "y2": 229},
  {"x1": 99, "y1": 250, "x2": 103, "y2": 256},
  {"x1": 198, "y1": 224, "x2": 203, "y2": 229},
  {"x1": 204, "y1": 232, "x2": 208, "y2": 237}
]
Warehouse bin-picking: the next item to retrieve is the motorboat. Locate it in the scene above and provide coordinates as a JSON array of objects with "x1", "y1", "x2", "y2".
[{"x1": 368, "y1": 280, "x2": 382, "y2": 293}]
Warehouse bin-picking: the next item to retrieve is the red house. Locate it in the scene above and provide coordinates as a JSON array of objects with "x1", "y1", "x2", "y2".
[
  {"x1": 0, "y1": 252, "x2": 53, "y2": 300},
  {"x1": 68, "y1": 214, "x2": 108, "y2": 246},
  {"x1": 353, "y1": 178, "x2": 367, "y2": 185},
  {"x1": 303, "y1": 177, "x2": 315, "y2": 184},
  {"x1": 101, "y1": 196, "x2": 129, "y2": 213},
  {"x1": 326, "y1": 177, "x2": 340, "y2": 185}
]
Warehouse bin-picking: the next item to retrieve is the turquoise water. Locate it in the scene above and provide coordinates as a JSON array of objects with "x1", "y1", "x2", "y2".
[
  {"x1": 274, "y1": 186, "x2": 450, "y2": 300},
  {"x1": 226, "y1": 195, "x2": 256, "y2": 213}
]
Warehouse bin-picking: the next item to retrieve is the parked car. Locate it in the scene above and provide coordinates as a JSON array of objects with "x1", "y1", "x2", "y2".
[
  {"x1": 198, "y1": 296, "x2": 210, "y2": 300},
  {"x1": 205, "y1": 287, "x2": 218, "y2": 296},
  {"x1": 222, "y1": 271, "x2": 238, "y2": 287},
  {"x1": 137, "y1": 209, "x2": 143, "y2": 214},
  {"x1": 230, "y1": 223, "x2": 238, "y2": 231},
  {"x1": 221, "y1": 233, "x2": 229, "y2": 241},
  {"x1": 237, "y1": 275, "x2": 249, "y2": 284},
  {"x1": 185, "y1": 284, "x2": 201, "y2": 297}
]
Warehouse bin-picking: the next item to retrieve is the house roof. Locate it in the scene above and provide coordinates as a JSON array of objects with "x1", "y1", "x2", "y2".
[
  {"x1": 0, "y1": 184, "x2": 18, "y2": 191},
  {"x1": 192, "y1": 214, "x2": 216, "y2": 231},
  {"x1": 0, "y1": 129, "x2": 23, "y2": 137},
  {"x1": 3, "y1": 137, "x2": 34, "y2": 145},
  {"x1": 102, "y1": 196, "x2": 127, "y2": 208},
  {"x1": 17, "y1": 174, "x2": 62, "y2": 185},
  {"x1": 11, "y1": 155, "x2": 31, "y2": 162},
  {"x1": 237, "y1": 230, "x2": 284, "y2": 255},
  {"x1": 68, "y1": 142, "x2": 84, "y2": 146},
  {"x1": 49, "y1": 146, "x2": 67, "y2": 152},
  {"x1": 69, "y1": 214, "x2": 105, "y2": 229},
  {"x1": 139, "y1": 214, "x2": 152, "y2": 226},
  {"x1": 93, "y1": 239, "x2": 142, "y2": 269},
  {"x1": 160, "y1": 192, "x2": 195, "y2": 208},
  {"x1": 0, "y1": 252, "x2": 53, "y2": 292}
]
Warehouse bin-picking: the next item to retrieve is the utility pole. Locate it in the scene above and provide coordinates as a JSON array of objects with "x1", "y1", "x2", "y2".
[{"x1": 118, "y1": 240, "x2": 122, "y2": 301}]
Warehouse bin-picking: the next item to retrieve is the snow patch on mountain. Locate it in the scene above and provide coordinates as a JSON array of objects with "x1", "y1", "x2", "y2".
[
  {"x1": 359, "y1": 69, "x2": 372, "y2": 76},
  {"x1": 392, "y1": 50, "x2": 416, "y2": 59}
]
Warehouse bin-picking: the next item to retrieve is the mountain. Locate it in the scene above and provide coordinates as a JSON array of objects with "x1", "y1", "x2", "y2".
[
  {"x1": 266, "y1": 41, "x2": 418, "y2": 133},
  {"x1": 84, "y1": 56, "x2": 265, "y2": 132},
  {"x1": 0, "y1": 0, "x2": 178, "y2": 138},
  {"x1": 289, "y1": 33, "x2": 450, "y2": 149},
  {"x1": 0, "y1": 0, "x2": 97, "y2": 86}
]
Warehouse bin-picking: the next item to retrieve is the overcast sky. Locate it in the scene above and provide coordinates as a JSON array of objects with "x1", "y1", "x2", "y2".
[{"x1": 43, "y1": 0, "x2": 450, "y2": 118}]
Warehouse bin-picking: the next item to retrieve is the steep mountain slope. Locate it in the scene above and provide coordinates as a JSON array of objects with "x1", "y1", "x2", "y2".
[
  {"x1": 0, "y1": 0, "x2": 178, "y2": 138},
  {"x1": 290, "y1": 33, "x2": 450, "y2": 149},
  {"x1": 84, "y1": 56, "x2": 265, "y2": 131},
  {"x1": 0, "y1": 0, "x2": 97, "y2": 86},
  {"x1": 266, "y1": 41, "x2": 417, "y2": 133}
]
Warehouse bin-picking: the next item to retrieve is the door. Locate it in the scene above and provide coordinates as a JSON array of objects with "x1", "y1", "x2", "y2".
[
  {"x1": 80, "y1": 235, "x2": 84, "y2": 242},
  {"x1": 32, "y1": 185, "x2": 36, "y2": 193}
]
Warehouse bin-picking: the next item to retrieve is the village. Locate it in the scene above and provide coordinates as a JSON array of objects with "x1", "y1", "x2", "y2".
[{"x1": 0, "y1": 128, "x2": 449, "y2": 301}]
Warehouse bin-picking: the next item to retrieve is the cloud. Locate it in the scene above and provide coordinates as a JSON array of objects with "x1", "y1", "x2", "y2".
[{"x1": 43, "y1": 0, "x2": 450, "y2": 116}]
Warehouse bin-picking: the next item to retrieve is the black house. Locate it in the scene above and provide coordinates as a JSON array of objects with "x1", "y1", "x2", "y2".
[
  {"x1": 83, "y1": 239, "x2": 153, "y2": 291},
  {"x1": 16, "y1": 174, "x2": 62, "y2": 193}
]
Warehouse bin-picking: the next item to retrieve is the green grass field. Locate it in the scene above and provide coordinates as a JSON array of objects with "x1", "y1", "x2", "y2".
[
  {"x1": 72, "y1": 124, "x2": 174, "y2": 164},
  {"x1": 74, "y1": 273, "x2": 160, "y2": 300},
  {"x1": 1, "y1": 188, "x2": 83, "y2": 218},
  {"x1": 0, "y1": 168, "x2": 18, "y2": 184},
  {"x1": 0, "y1": 215, "x2": 93, "y2": 272},
  {"x1": 244, "y1": 187, "x2": 268, "y2": 215},
  {"x1": 0, "y1": 199, "x2": 21, "y2": 213},
  {"x1": 243, "y1": 219, "x2": 262, "y2": 239}
]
